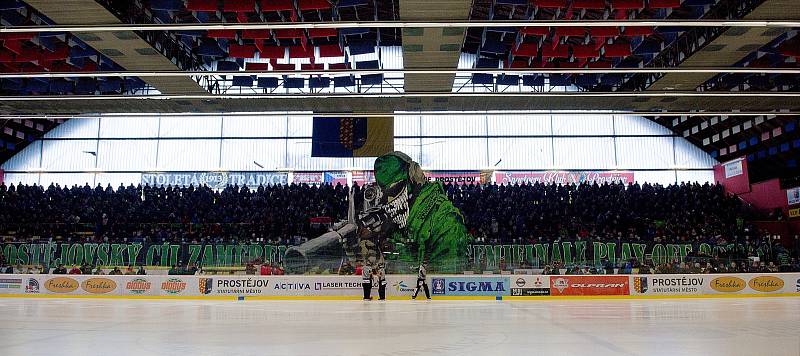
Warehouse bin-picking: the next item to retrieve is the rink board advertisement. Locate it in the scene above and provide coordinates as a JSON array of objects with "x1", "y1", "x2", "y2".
[{"x1": 0, "y1": 274, "x2": 799, "y2": 299}]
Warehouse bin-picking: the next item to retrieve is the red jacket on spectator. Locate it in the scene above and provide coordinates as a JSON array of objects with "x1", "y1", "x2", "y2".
[
  {"x1": 354, "y1": 265, "x2": 363, "y2": 276},
  {"x1": 260, "y1": 264, "x2": 272, "y2": 275},
  {"x1": 68, "y1": 267, "x2": 81, "y2": 274},
  {"x1": 272, "y1": 266, "x2": 284, "y2": 275}
]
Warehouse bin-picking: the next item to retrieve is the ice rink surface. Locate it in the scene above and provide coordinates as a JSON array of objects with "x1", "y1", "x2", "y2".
[{"x1": 0, "y1": 297, "x2": 798, "y2": 356}]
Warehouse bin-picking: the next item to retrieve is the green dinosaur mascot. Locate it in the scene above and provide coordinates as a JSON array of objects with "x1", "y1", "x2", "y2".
[{"x1": 372, "y1": 152, "x2": 472, "y2": 273}]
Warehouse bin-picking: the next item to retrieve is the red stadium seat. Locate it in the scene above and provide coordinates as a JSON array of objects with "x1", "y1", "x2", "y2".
[
  {"x1": 318, "y1": 44, "x2": 344, "y2": 57},
  {"x1": 301, "y1": 63, "x2": 324, "y2": 70},
  {"x1": 223, "y1": 0, "x2": 256, "y2": 12},
  {"x1": 242, "y1": 29, "x2": 271, "y2": 39},
  {"x1": 572, "y1": 0, "x2": 606, "y2": 9},
  {"x1": 590, "y1": 27, "x2": 621, "y2": 37},
  {"x1": 588, "y1": 60, "x2": 613, "y2": 68},
  {"x1": 513, "y1": 43, "x2": 538, "y2": 57},
  {"x1": 308, "y1": 28, "x2": 338, "y2": 38},
  {"x1": 274, "y1": 29, "x2": 305, "y2": 39},
  {"x1": 648, "y1": 0, "x2": 682, "y2": 8},
  {"x1": 571, "y1": 44, "x2": 598, "y2": 58},
  {"x1": 328, "y1": 62, "x2": 349, "y2": 70},
  {"x1": 208, "y1": 30, "x2": 238, "y2": 39},
  {"x1": 532, "y1": 0, "x2": 568, "y2": 8},
  {"x1": 257, "y1": 43, "x2": 286, "y2": 58},
  {"x1": 259, "y1": 0, "x2": 294, "y2": 12},
  {"x1": 520, "y1": 27, "x2": 550, "y2": 36},
  {"x1": 623, "y1": 26, "x2": 655, "y2": 36},
  {"x1": 541, "y1": 44, "x2": 570, "y2": 58},
  {"x1": 228, "y1": 44, "x2": 257, "y2": 58},
  {"x1": 611, "y1": 0, "x2": 644, "y2": 9},
  {"x1": 603, "y1": 43, "x2": 631, "y2": 57},
  {"x1": 245, "y1": 62, "x2": 270, "y2": 70},
  {"x1": 298, "y1": 0, "x2": 331, "y2": 11},
  {"x1": 272, "y1": 63, "x2": 295, "y2": 70},
  {"x1": 555, "y1": 27, "x2": 585, "y2": 37},
  {"x1": 186, "y1": 0, "x2": 218, "y2": 11},
  {"x1": 289, "y1": 45, "x2": 314, "y2": 58}
]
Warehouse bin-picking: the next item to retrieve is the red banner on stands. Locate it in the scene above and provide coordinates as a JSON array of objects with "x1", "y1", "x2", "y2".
[
  {"x1": 293, "y1": 172, "x2": 324, "y2": 185},
  {"x1": 549, "y1": 276, "x2": 630, "y2": 296},
  {"x1": 495, "y1": 171, "x2": 635, "y2": 185}
]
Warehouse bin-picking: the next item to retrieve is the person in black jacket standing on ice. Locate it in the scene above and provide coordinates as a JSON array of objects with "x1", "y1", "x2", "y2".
[
  {"x1": 412, "y1": 261, "x2": 430, "y2": 300},
  {"x1": 362, "y1": 263, "x2": 373, "y2": 301},
  {"x1": 376, "y1": 263, "x2": 387, "y2": 300}
]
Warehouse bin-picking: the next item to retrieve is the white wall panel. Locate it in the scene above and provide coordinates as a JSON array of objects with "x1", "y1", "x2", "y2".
[
  {"x1": 39, "y1": 173, "x2": 95, "y2": 187},
  {"x1": 95, "y1": 173, "x2": 143, "y2": 187},
  {"x1": 222, "y1": 115, "x2": 288, "y2": 137},
  {"x1": 552, "y1": 114, "x2": 614, "y2": 135},
  {"x1": 159, "y1": 115, "x2": 222, "y2": 137},
  {"x1": 421, "y1": 115, "x2": 486, "y2": 136},
  {"x1": 631, "y1": 171, "x2": 678, "y2": 186},
  {"x1": 394, "y1": 115, "x2": 420, "y2": 136},
  {"x1": 676, "y1": 170, "x2": 714, "y2": 184},
  {"x1": 487, "y1": 114, "x2": 551, "y2": 135},
  {"x1": 99, "y1": 116, "x2": 159, "y2": 138},
  {"x1": 44, "y1": 117, "x2": 99, "y2": 139},
  {"x1": 614, "y1": 115, "x2": 672, "y2": 135},
  {"x1": 674, "y1": 137, "x2": 717, "y2": 168},
  {"x1": 2, "y1": 173, "x2": 40, "y2": 186},
  {"x1": 286, "y1": 139, "x2": 353, "y2": 170},
  {"x1": 97, "y1": 140, "x2": 158, "y2": 171},
  {"x1": 418, "y1": 138, "x2": 487, "y2": 169},
  {"x1": 615, "y1": 137, "x2": 674, "y2": 169},
  {"x1": 41, "y1": 140, "x2": 97, "y2": 170},
  {"x1": 220, "y1": 139, "x2": 286, "y2": 170},
  {"x1": 1, "y1": 141, "x2": 41, "y2": 170},
  {"x1": 156, "y1": 139, "x2": 220, "y2": 170},
  {"x1": 394, "y1": 138, "x2": 421, "y2": 163},
  {"x1": 553, "y1": 137, "x2": 615, "y2": 169},
  {"x1": 287, "y1": 115, "x2": 313, "y2": 136},
  {"x1": 487, "y1": 138, "x2": 552, "y2": 169}
]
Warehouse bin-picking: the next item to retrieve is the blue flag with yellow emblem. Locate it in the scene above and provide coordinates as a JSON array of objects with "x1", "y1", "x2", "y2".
[{"x1": 311, "y1": 117, "x2": 393, "y2": 157}]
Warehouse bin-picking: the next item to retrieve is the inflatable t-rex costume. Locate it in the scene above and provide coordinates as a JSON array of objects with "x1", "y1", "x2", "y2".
[{"x1": 284, "y1": 151, "x2": 472, "y2": 273}]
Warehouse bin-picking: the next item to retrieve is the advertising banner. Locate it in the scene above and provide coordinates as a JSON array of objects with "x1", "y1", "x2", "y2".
[
  {"x1": 631, "y1": 275, "x2": 704, "y2": 296},
  {"x1": 351, "y1": 171, "x2": 375, "y2": 186},
  {"x1": 293, "y1": 172, "x2": 324, "y2": 185},
  {"x1": 430, "y1": 276, "x2": 510, "y2": 296},
  {"x1": 425, "y1": 171, "x2": 483, "y2": 185},
  {"x1": 141, "y1": 171, "x2": 288, "y2": 189},
  {"x1": 787, "y1": 187, "x2": 800, "y2": 206},
  {"x1": 550, "y1": 276, "x2": 630, "y2": 296},
  {"x1": 495, "y1": 171, "x2": 635, "y2": 186},
  {"x1": 324, "y1": 172, "x2": 348, "y2": 186},
  {"x1": 723, "y1": 159, "x2": 744, "y2": 179},
  {"x1": 510, "y1": 275, "x2": 551, "y2": 296}
]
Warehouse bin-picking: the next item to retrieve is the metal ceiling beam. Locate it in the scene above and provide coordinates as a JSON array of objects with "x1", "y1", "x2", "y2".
[
  {"x1": 1, "y1": 111, "x2": 797, "y2": 119},
  {"x1": 2, "y1": 20, "x2": 800, "y2": 33},
  {"x1": 2, "y1": 92, "x2": 798, "y2": 101},
  {"x1": 2, "y1": 68, "x2": 799, "y2": 79}
]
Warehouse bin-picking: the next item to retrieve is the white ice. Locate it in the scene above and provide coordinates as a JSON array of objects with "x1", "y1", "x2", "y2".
[{"x1": 0, "y1": 297, "x2": 798, "y2": 356}]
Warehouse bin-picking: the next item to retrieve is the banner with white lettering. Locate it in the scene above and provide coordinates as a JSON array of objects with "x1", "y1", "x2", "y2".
[
  {"x1": 495, "y1": 171, "x2": 635, "y2": 185},
  {"x1": 141, "y1": 172, "x2": 288, "y2": 189}
]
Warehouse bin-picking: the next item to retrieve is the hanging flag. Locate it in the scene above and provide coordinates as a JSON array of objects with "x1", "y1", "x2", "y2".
[{"x1": 311, "y1": 117, "x2": 393, "y2": 157}]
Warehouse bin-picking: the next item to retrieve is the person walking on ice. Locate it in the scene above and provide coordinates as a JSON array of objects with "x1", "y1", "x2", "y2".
[
  {"x1": 412, "y1": 261, "x2": 430, "y2": 300},
  {"x1": 362, "y1": 262, "x2": 373, "y2": 301}
]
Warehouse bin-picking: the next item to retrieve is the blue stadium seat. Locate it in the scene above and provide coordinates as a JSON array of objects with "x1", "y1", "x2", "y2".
[
  {"x1": 232, "y1": 76, "x2": 255, "y2": 86},
  {"x1": 522, "y1": 75, "x2": 545, "y2": 86},
  {"x1": 749, "y1": 136, "x2": 758, "y2": 146},
  {"x1": 780, "y1": 143, "x2": 790, "y2": 152},
  {"x1": 361, "y1": 74, "x2": 383, "y2": 86},
  {"x1": 0, "y1": 0, "x2": 23, "y2": 10},
  {"x1": 75, "y1": 79, "x2": 96, "y2": 94},
  {"x1": 309, "y1": 77, "x2": 331, "y2": 88},
  {"x1": 496, "y1": 74, "x2": 519, "y2": 86},
  {"x1": 333, "y1": 75, "x2": 356, "y2": 87},
  {"x1": 356, "y1": 60, "x2": 380, "y2": 69},
  {"x1": 284, "y1": 77, "x2": 305, "y2": 88},
  {"x1": 348, "y1": 41, "x2": 376, "y2": 55},
  {"x1": 472, "y1": 73, "x2": 494, "y2": 84},
  {"x1": 216, "y1": 61, "x2": 241, "y2": 71},
  {"x1": 549, "y1": 74, "x2": 571, "y2": 86},
  {"x1": 150, "y1": 0, "x2": 184, "y2": 10},
  {"x1": 257, "y1": 77, "x2": 279, "y2": 88},
  {"x1": 98, "y1": 78, "x2": 122, "y2": 92}
]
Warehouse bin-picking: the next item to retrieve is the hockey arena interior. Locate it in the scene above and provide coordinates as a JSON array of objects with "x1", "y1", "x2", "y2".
[{"x1": 1, "y1": 0, "x2": 800, "y2": 355}]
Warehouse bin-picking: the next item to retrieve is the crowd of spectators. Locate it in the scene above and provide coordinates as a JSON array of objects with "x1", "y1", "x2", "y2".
[{"x1": 1, "y1": 180, "x2": 798, "y2": 273}]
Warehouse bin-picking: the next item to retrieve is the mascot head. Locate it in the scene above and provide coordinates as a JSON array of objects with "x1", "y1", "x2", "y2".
[{"x1": 372, "y1": 152, "x2": 426, "y2": 230}]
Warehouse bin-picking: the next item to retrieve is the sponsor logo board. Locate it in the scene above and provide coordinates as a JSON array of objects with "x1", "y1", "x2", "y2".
[
  {"x1": 709, "y1": 276, "x2": 746, "y2": 293},
  {"x1": 25, "y1": 278, "x2": 40, "y2": 293},
  {"x1": 81, "y1": 278, "x2": 117, "y2": 294},
  {"x1": 632, "y1": 276, "x2": 703, "y2": 295},
  {"x1": 550, "y1": 276, "x2": 629, "y2": 296},
  {"x1": 161, "y1": 278, "x2": 187, "y2": 295},
  {"x1": 201, "y1": 278, "x2": 271, "y2": 295},
  {"x1": 45, "y1": 277, "x2": 79, "y2": 293},
  {"x1": 748, "y1": 276, "x2": 784, "y2": 293},
  {"x1": 126, "y1": 278, "x2": 152, "y2": 295},
  {"x1": 511, "y1": 288, "x2": 550, "y2": 296},
  {"x1": 0, "y1": 278, "x2": 22, "y2": 289},
  {"x1": 430, "y1": 277, "x2": 509, "y2": 296}
]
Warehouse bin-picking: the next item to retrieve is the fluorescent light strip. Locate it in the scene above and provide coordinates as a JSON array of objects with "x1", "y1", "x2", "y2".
[
  {"x1": 2, "y1": 92, "x2": 799, "y2": 101},
  {"x1": 2, "y1": 20, "x2": 799, "y2": 33},
  {"x1": 2, "y1": 67, "x2": 799, "y2": 79},
  {"x1": 2, "y1": 111, "x2": 797, "y2": 120}
]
